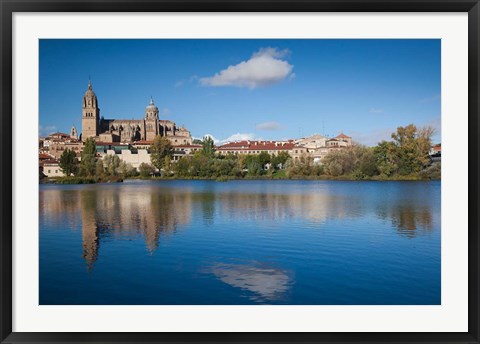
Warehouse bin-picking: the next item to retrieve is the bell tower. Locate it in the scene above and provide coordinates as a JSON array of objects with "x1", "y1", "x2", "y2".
[
  {"x1": 81, "y1": 80, "x2": 100, "y2": 140},
  {"x1": 145, "y1": 97, "x2": 159, "y2": 141}
]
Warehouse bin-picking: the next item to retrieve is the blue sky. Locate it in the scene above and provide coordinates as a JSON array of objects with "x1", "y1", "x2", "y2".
[{"x1": 39, "y1": 39, "x2": 441, "y2": 146}]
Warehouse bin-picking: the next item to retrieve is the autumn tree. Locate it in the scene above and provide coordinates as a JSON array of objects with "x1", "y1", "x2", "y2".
[
  {"x1": 150, "y1": 135, "x2": 174, "y2": 171},
  {"x1": 391, "y1": 124, "x2": 435, "y2": 175}
]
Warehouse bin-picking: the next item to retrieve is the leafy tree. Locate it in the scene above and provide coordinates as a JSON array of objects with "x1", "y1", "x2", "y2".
[
  {"x1": 139, "y1": 162, "x2": 154, "y2": 177},
  {"x1": 118, "y1": 160, "x2": 135, "y2": 177},
  {"x1": 391, "y1": 124, "x2": 435, "y2": 175},
  {"x1": 162, "y1": 156, "x2": 172, "y2": 176},
  {"x1": 79, "y1": 138, "x2": 97, "y2": 177},
  {"x1": 59, "y1": 148, "x2": 78, "y2": 176},
  {"x1": 150, "y1": 135, "x2": 173, "y2": 171},
  {"x1": 192, "y1": 138, "x2": 203, "y2": 145},
  {"x1": 202, "y1": 136, "x2": 216, "y2": 157},
  {"x1": 173, "y1": 156, "x2": 191, "y2": 177},
  {"x1": 322, "y1": 145, "x2": 375, "y2": 178},
  {"x1": 103, "y1": 154, "x2": 121, "y2": 176},
  {"x1": 286, "y1": 153, "x2": 320, "y2": 177},
  {"x1": 374, "y1": 141, "x2": 398, "y2": 177},
  {"x1": 271, "y1": 151, "x2": 290, "y2": 169},
  {"x1": 257, "y1": 152, "x2": 271, "y2": 169},
  {"x1": 95, "y1": 160, "x2": 105, "y2": 177},
  {"x1": 244, "y1": 155, "x2": 262, "y2": 176}
]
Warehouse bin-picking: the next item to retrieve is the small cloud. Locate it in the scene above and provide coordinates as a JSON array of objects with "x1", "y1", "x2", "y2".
[
  {"x1": 255, "y1": 121, "x2": 284, "y2": 131},
  {"x1": 174, "y1": 80, "x2": 184, "y2": 88},
  {"x1": 162, "y1": 108, "x2": 170, "y2": 116},
  {"x1": 39, "y1": 125, "x2": 57, "y2": 137},
  {"x1": 369, "y1": 108, "x2": 384, "y2": 113},
  {"x1": 221, "y1": 133, "x2": 256, "y2": 143},
  {"x1": 419, "y1": 94, "x2": 441, "y2": 103},
  {"x1": 199, "y1": 47, "x2": 294, "y2": 89}
]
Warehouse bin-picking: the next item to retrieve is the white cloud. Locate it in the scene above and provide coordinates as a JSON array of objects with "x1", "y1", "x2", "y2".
[
  {"x1": 255, "y1": 121, "x2": 284, "y2": 131},
  {"x1": 162, "y1": 108, "x2": 170, "y2": 116},
  {"x1": 200, "y1": 47, "x2": 294, "y2": 89},
  {"x1": 39, "y1": 125, "x2": 57, "y2": 137},
  {"x1": 196, "y1": 132, "x2": 258, "y2": 145},
  {"x1": 220, "y1": 133, "x2": 256, "y2": 144},
  {"x1": 369, "y1": 108, "x2": 384, "y2": 113},
  {"x1": 174, "y1": 80, "x2": 184, "y2": 88}
]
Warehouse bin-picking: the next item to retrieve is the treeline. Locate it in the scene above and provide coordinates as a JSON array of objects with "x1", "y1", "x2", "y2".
[
  {"x1": 56, "y1": 138, "x2": 138, "y2": 183},
  {"x1": 54, "y1": 124, "x2": 440, "y2": 183},
  {"x1": 289, "y1": 124, "x2": 440, "y2": 180}
]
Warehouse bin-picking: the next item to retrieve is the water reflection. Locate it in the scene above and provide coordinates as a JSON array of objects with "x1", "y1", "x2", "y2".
[
  {"x1": 209, "y1": 261, "x2": 293, "y2": 302},
  {"x1": 39, "y1": 181, "x2": 437, "y2": 271},
  {"x1": 376, "y1": 204, "x2": 434, "y2": 238}
]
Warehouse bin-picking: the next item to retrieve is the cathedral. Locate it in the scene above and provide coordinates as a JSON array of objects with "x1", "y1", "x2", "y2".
[{"x1": 81, "y1": 80, "x2": 192, "y2": 145}]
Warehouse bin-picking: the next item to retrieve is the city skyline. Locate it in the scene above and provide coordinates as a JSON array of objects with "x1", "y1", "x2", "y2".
[{"x1": 40, "y1": 39, "x2": 441, "y2": 146}]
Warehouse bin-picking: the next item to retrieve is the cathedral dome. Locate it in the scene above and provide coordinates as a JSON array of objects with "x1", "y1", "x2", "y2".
[
  {"x1": 84, "y1": 80, "x2": 96, "y2": 97},
  {"x1": 146, "y1": 97, "x2": 158, "y2": 111}
]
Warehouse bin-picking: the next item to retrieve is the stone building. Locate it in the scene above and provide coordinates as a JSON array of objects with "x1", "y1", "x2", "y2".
[{"x1": 81, "y1": 80, "x2": 192, "y2": 145}]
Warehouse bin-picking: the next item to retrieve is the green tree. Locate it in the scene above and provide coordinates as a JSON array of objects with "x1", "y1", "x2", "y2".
[
  {"x1": 162, "y1": 156, "x2": 172, "y2": 176},
  {"x1": 79, "y1": 138, "x2": 97, "y2": 177},
  {"x1": 150, "y1": 135, "x2": 174, "y2": 171},
  {"x1": 202, "y1": 136, "x2": 216, "y2": 157},
  {"x1": 192, "y1": 138, "x2": 203, "y2": 145},
  {"x1": 271, "y1": 151, "x2": 290, "y2": 170},
  {"x1": 374, "y1": 141, "x2": 398, "y2": 177},
  {"x1": 139, "y1": 162, "x2": 154, "y2": 177},
  {"x1": 118, "y1": 160, "x2": 135, "y2": 177},
  {"x1": 173, "y1": 156, "x2": 191, "y2": 177},
  {"x1": 103, "y1": 154, "x2": 121, "y2": 176},
  {"x1": 244, "y1": 155, "x2": 262, "y2": 176},
  {"x1": 59, "y1": 148, "x2": 78, "y2": 176},
  {"x1": 257, "y1": 152, "x2": 271, "y2": 170},
  {"x1": 95, "y1": 159, "x2": 105, "y2": 177},
  {"x1": 322, "y1": 145, "x2": 375, "y2": 178},
  {"x1": 391, "y1": 124, "x2": 435, "y2": 175}
]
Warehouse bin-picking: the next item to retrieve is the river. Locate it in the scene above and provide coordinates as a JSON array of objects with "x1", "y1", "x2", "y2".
[{"x1": 39, "y1": 179, "x2": 440, "y2": 305}]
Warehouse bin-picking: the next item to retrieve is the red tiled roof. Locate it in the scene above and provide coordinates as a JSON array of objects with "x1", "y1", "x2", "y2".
[
  {"x1": 335, "y1": 133, "x2": 351, "y2": 139},
  {"x1": 41, "y1": 159, "x2": 59, "y2": 165},
  {"x1": 39, "y1": 153, "x2": 51, "y2": 160}
]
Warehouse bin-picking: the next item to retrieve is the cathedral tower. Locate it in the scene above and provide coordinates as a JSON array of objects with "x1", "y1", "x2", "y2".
[
  {"x1": 145, "y1": 97, "x2": 159, "y2": 141},
  {"x1": 81, "y1": 80, "x2": 100, "y2": 140}
]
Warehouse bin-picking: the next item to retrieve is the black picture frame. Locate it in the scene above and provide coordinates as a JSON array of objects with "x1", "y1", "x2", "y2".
[{"x1": 1, "y1": 1, "x2": 479, "y2": 343}]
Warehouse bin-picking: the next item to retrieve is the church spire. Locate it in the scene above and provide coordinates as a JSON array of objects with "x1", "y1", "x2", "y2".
[{"x1": 88, "y1": 78, "x2": 92, "y2": 90}]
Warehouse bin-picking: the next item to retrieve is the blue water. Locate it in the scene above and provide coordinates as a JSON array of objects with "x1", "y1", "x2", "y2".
[{"x1": 39, "y1": 180, "x2": 440, "y2": 305}]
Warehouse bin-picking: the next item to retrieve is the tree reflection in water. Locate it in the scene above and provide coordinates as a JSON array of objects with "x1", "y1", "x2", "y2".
[{"x1": 40, "y1": 181, "x2": 437, "y2": 271}]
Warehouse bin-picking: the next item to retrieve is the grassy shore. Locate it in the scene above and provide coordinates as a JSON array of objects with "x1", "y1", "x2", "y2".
[{"x1": 41, "y1": 176, "x2": 123, "y2": 184}]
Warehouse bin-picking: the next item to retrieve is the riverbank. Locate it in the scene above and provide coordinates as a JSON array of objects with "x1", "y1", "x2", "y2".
[
  {"x1": 42, "y1": 173, "x2": 440, "y2": 184},
  {"x1": 41, "y1": 176, "x2": 124, "y2": 184}
]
